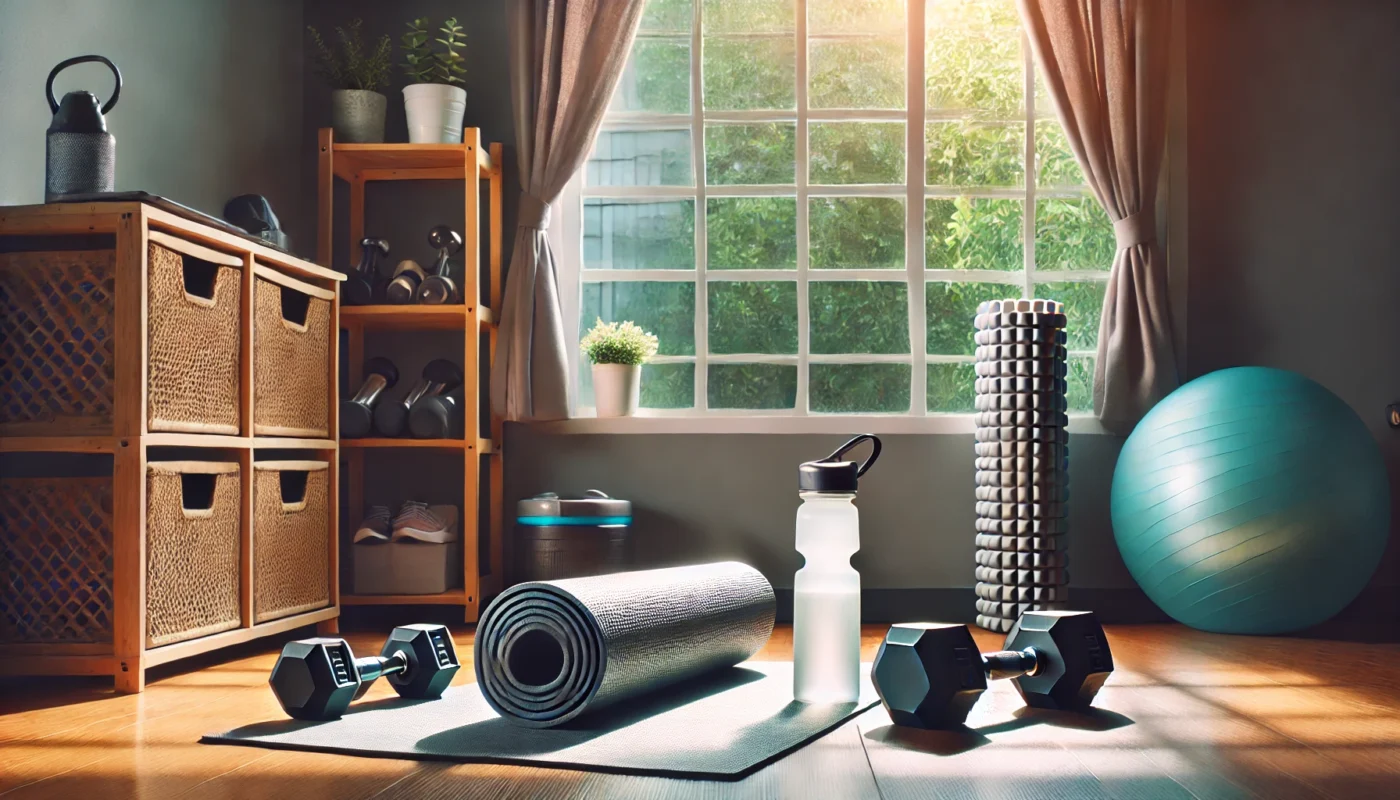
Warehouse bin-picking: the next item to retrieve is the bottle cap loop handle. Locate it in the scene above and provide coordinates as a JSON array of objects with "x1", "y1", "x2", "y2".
[{"x1": 823, "y1": 434, "x2": 882, "y2": 477}]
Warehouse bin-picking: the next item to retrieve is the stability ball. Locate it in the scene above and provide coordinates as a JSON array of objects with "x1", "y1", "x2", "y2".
[{"x1": 1111, "y1": 367, "x2": 1389, "y2": 634}]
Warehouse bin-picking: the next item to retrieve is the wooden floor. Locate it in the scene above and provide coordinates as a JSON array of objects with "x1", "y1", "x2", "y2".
[{"x1": 3, "y1": 623, "x2": 1399, "y2": 799}]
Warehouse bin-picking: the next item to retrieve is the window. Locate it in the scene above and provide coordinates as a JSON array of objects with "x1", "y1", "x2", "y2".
[{"x1": 562, "y1": 0, "x2": 1112, "y2": 417}]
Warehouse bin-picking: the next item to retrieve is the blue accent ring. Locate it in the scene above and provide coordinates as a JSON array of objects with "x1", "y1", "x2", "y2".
[{"x1": 516, "y1": 515, "x2": 632, "y2": 527}]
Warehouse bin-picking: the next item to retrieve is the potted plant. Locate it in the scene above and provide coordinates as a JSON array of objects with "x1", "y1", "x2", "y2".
[
  {"x1": 581, "y1": 319, "x2": 659, "y2": 418},
  {"x1": 307, "y1": 19, "x2": 393, "y2": 143},
  {"x1": 401, "y1": 17, "x2": 467, "y2": 144}
]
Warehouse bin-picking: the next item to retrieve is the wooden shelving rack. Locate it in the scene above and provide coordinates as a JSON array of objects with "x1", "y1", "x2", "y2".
[{"x1": 316, "y1": 128, "x2": 505, "y2": 622}]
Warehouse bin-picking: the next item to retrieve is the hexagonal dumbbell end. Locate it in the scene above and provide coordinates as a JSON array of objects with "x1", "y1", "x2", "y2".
[
  {"x1": 268, "y1": 637, "x2": 362, "y2": 721},
  {"x1": 872, "y1": 623, "x2": 988, "y2": 729},
  {"x1": 1004, "y1": 610, "x2": 1113, "y2": 710},
  {"x1": 379, "y1": 623, "x2": 461, "y2": 699}
]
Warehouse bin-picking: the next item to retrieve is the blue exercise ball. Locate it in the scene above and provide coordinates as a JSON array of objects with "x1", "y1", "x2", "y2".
[{"x1": 1111, "y1": 367, "x2": 1389, "y2": 634}]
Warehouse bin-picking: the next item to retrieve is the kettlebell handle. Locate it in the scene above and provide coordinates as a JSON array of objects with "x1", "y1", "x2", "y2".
[{"x1": 46, "y1": 55, "x2": 122, "y2": 115}]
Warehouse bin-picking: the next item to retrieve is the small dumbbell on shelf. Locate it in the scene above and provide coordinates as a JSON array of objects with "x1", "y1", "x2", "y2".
[
  {"x1": 343, "y1": 238, "x2": 390, "y2": 306},
  {"x1": 268, "y1": 624, "x2": 460, "y2": 721},
  {"x1": 417, "y1": 224, "x2": 463, "y2": 305},
  {"x1": 374, "y1": 359, "x2": 463, "y2": 437},
  {"x1": 386, "y1": 259, "x2": 426, "y2": 304},
  {"x1": 340, "y1": 357, "x2": 399, "y2": 439},
  {"x1": 409, "y1": 386, "x2": 462, "y2": 439},
  {"x1": 871, "y1": 610, "x2": 1113, "y2": 729}
]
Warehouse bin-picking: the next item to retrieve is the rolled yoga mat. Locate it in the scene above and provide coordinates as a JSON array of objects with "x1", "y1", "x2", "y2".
[{"x1": 475, "y1": 561, "x2": 776, "y2": 727}]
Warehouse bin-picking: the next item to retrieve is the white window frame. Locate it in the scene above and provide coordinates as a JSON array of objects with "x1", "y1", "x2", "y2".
[{"x1": 545, "y1": 0, "x2": 1173, "y2": 435}]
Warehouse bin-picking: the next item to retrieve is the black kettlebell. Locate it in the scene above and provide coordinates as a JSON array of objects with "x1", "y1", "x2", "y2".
[{"x1": 45, "y1": 55, "x2": 122, "y2": 202}]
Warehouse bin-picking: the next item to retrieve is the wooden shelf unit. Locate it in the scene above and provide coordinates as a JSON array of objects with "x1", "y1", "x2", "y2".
[
  {"x1": 0, "y1": 202, "x2": 345, "y2": 692},
  {"x1": 318, "y1": 128, "x2": 505, "y2": 620}
]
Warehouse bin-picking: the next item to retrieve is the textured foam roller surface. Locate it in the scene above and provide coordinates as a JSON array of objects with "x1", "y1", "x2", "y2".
[
  {"x1": 1112, "y1": 367, "x2": 1389, "y2": 634},
  {"x1": 475, "y1": 562, "x2": 776, "y2": 728},
  {"x1": 973, "y1": 298, "x2": 1070, "y2": 631},
  {"x1": 203, "y1": 661, "x2": 878, "y2": 780}
]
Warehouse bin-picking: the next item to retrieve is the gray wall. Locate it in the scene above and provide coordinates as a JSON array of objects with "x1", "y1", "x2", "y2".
[
  {"x1": 1187, "y1": 0, "x2": 1400, "y2": 592},
  {"x1": 0, "y1": 0, "x2": 309, "y2": 248}
]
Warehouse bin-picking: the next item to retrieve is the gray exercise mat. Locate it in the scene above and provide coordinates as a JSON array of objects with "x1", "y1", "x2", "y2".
[{"x1": 203, "y1": 661, "x2": 878, "y2": 780}]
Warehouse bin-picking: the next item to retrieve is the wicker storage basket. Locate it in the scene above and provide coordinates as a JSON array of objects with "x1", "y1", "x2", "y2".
[
  {"x1": 0, "y1": 249, "x2": 117, "y2": 436},
  {"x1": 253, "y1": 460, "x2": 330, "y2": 622},
  {"x1": 0, "y1": 476, "x2": 114, "y2": 644},
  {"x1": 146, "y1": 239, "x2": 242, "y2": 435},
  {"x1": 253, "y1": 271, "x2": 331, "y2": 438},
  {"x1": 145, "y1": 461, "x2": 241, "y2": 647}
]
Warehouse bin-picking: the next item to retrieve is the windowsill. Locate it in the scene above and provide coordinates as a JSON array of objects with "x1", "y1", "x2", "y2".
[{"x1": 530, "y1": 414, "x2": 1113, "y2": 436}]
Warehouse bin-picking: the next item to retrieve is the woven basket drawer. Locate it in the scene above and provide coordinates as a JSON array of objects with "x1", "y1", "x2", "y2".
[
  {"x1": 0, "y1": 476, "x2": 114, "y2": 644},
  {"x1": 253, "y1": 460, "x2": 329, "y2": 622},
  {"x1": 145, "y1": 461, "x2": 241, "y2": 648},
  {"x1": 147, "y1": 236, "x2": 242, "y2": 435},
  {"x1": 0, "y1": 249, "x2": 116, "y2": 436},
  {"x1": 253, "y1": 269, "x2": 331, "y2": 438}
]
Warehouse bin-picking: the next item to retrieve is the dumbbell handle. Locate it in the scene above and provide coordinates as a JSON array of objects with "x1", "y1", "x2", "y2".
[
  {"x1": 981, "y1": 647, "x2": 1040, "y2": 680},
  {"x1": 355, "y1": 650, "x2": 409, "y2": 683},
  {"x1": 350, "y1": 372, "x2": 393, "y2": 405},
  {"x1": 403, "y1": 378, "x2": 451, "y2": 408}
]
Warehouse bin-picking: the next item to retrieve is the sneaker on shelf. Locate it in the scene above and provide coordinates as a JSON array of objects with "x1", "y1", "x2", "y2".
[
  {"x1": 391, "y1": 501, "x2": 459, "y2": 544},
  {"x1": 352, "y1": 505, "x2": 392, "y2": 543}
]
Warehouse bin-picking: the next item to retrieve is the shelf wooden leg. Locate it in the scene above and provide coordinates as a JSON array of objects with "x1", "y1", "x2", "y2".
[{"x1": 316, "y1": 618, "x2": 340, "y2": 635}]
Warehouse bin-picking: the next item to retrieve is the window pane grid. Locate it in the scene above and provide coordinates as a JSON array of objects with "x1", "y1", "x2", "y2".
[{"x1": 578, "y1": 0, "x2": 1112, "y2": 415}]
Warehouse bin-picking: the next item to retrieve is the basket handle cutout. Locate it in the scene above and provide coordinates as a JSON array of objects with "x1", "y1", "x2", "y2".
[
  {"x1": 279, "y1": 284, "x2": 311, "y2": 331},
  {"x1": 279, "y1": 469, "x2": 309, "y2": 512},
  {"x1": 181, "y1": 256, "x2": 220, "y2": 307},
  {"x1": 180, "y1": 473, "x2": 217, "y2": 519}
]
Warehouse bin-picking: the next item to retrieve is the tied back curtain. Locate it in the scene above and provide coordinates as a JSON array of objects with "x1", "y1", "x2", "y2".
[
  {"x1": 1018, "y1": 0, "x2": 1177, "y2": 433},
  {"x1": 492, "y1": 0, "x2": 646, "y2": 421}
]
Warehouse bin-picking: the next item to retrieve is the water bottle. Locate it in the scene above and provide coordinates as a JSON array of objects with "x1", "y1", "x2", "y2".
[{"x1": 793, "y1": 434, "x2": 882, "y2": 704}]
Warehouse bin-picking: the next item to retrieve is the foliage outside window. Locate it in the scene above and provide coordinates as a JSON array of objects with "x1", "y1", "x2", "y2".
[{"x1": 571, "y1": 0, "x2": 1112, "y2": 415}]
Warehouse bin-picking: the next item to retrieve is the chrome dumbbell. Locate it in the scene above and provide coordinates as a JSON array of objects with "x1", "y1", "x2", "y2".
[
  {"x1": 385, "y1": 259, "x2": 425, "y2": 305},
  {"x1": 340, "y1": 358, "x2": 399, "y2": 439},
  {"x1": 344, "y1": 238, "x2": 389, "y2": 306},
  {"x1": 373, "y1": 359, "x2": 463, "y2": 437},
  {"x1": 409, "y1": 386, "x2": 463, "y2": 439},
  {"x1": 417, "y1": 225, "x2": 463, "y2": 305}
]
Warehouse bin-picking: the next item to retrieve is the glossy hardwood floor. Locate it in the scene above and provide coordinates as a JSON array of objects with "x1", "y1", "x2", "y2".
[{"x1": 3, "y1": 623, "x2": 1398, "y2": 799}]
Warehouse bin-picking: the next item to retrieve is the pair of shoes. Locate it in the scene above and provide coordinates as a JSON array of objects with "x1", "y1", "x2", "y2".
[{"x1": 353, "y1": 502, "x2": 459, "y2": 544}]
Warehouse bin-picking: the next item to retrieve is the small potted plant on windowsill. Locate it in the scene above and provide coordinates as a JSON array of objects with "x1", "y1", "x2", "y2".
[
  {"x1": 401, "y1": 16, "x2": 467, "y2": 143},
  {"x1": 307, "y1": 19, "x2": 393, "y2": 143},
  {"x1": 581, "y1": 319, "x2": 659, "y2": 418}
]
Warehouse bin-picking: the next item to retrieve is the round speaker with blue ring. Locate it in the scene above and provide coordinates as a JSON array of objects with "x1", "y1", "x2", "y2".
[
  {"x1": 515, "y1": 490, "x2": 633, "y2": 583},
  {"x1": 1111, "y1": 367, "x2": 1390, "y2": 634}
]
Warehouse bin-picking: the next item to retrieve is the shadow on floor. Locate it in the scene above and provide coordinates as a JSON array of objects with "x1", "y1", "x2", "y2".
[{"x1": 864, "y1": 706, "x2": 1135, "y2": 756}]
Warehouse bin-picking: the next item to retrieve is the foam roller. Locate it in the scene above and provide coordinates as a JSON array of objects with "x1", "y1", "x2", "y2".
[{"x1": 474, "y1": 562, "x2": 776, "y2": 728}]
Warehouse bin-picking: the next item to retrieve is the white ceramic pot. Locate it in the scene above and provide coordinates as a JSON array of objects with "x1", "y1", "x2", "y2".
[
  {"x1": 592, "y1": 363, "x2": 641, "y2": 418},
  {"x1": 403, "y1": 83, "x2": 467, "y2": 143}
]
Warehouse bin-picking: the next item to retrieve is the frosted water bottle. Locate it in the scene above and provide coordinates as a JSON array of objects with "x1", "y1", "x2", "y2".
[{"x1": 793, "y1": 434, "x2": 882, "y2": 704}]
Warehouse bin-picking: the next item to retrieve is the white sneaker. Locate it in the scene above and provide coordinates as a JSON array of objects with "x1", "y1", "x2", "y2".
[
  {"x1": 390, "y1": 502, "x2": 459, "y2": 543},
  {"x1": 352, "y1": 505, "x2": 392, "y2": 543}
]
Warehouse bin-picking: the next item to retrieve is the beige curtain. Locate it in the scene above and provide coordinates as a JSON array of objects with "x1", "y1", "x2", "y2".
[
  {"x1": 1018, "y1": 0, "x2": 1176, "y2": 433},
  {"x1": 492, "y1": 0, "x2": 646, "y2": 421}
]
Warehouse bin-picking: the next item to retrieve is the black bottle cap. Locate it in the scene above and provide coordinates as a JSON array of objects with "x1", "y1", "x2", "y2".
[{"x1": 799, "y1": 434, "x2": 882, "y2": 493}]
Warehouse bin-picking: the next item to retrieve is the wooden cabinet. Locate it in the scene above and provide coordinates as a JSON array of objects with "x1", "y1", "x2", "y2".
[{"x1": 0, "y1": 201, "x2": 344, "y2": 692}]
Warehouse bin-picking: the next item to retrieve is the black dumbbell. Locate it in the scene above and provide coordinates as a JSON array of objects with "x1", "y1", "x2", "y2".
[
  {"x1": 343, "y1": 237, "x2": 390, "y2": 306},
  {"x1": 268, "y1": 623, "x2": 461, "y2": 721},
  {"x1": 373, "y1": 358, "x2": 463, "y2": 437},
  {"x1": 340, "y1": 357, "x2": 399, "y2": 439},
  {"x1": 871, "y1": 610, "x2": 1113, "y2": 729},
  {"x1": 385, "y1": 259, "x2": 425, "y2": 305},
  {"x1": 417, "y1": 225, "x2": 463, "y2": 305},
  {"x1": 409, "y1": 386, "x2": 462, "y2": 439}
]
